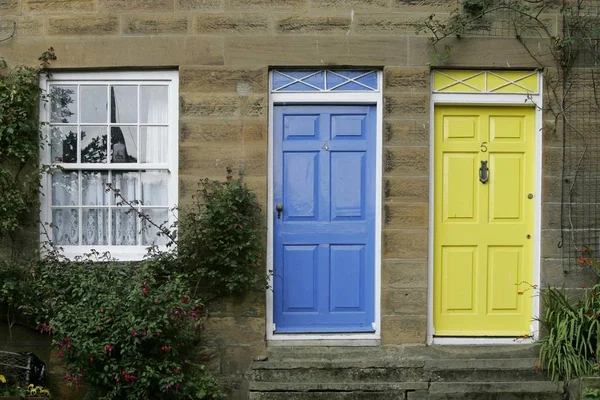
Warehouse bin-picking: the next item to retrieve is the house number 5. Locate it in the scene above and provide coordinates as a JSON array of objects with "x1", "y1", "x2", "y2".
[{"x1": 480, "y1": 142, "x2": 488, "y2": 152}]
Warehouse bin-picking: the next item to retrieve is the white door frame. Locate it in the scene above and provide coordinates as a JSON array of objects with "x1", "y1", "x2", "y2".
[
  {"x1": 427, "y1": 73, "x2": 544, "y2": 345},
  {"x1": 266, "y1": 71, "x2": 383, "y2": 342}
]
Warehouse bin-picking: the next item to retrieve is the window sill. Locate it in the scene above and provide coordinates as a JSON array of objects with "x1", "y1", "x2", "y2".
[{"x1": 46, "y1": 245, "x2": 172, "y2": 262}]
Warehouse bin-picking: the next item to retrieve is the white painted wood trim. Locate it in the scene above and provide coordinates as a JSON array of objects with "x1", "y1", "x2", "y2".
[
  {"x1": 427, "y1": 73, "x2": 543, "y2": 345},
  {"x1": 266, "y1": 70, "x2": 383, "y2": 342}
]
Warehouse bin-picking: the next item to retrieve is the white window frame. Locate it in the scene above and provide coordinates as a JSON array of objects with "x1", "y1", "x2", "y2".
[{"x1": 39, "y1": 70, "x2": 179, "y2": 261}]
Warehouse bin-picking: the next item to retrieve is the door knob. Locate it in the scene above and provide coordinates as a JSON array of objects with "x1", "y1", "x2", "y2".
[
  {"x1": 479, "y1": 160, "x2": 489, "y2": 184},
  {"x1": 276, "y1": 203, "x2": 283, "y2": 219}
]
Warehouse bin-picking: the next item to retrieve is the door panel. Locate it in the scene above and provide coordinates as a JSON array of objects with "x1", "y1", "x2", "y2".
[
  {"x1": 274, "y1": 105, "x2": 376, "y2": 333},
  {"x1": 330, "y1": 245, "x2": 366, "y2": 311},
  {"x1": 443, "y1": 154, "x2": 478, "y2": 221},
  {"x1": 282, "y1": 245, "x2": 319, "y2": 312},
  {"x1": 434, "y1": 105, "x2": 535, "y2": 336},
  {"x1": 283, "y1": 152, "x2": 319, "y2": 220},
  {"x1": 331, "y1": 152, "x2": 365, "y2": 220}
]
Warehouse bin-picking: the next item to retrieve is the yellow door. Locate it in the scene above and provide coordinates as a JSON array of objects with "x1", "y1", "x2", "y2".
[{"x1": 434, "y1": 105, "x2": 535, "y2": 336}]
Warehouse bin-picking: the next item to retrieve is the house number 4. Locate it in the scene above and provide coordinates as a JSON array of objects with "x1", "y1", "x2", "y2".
[{"x1": 480, "y1": 142, "x2": 488, "y2": 152}]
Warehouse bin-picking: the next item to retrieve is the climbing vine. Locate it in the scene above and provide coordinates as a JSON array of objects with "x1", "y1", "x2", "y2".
[{"x1": 0, "y1": 51, "x2": 54, "y2": 258}]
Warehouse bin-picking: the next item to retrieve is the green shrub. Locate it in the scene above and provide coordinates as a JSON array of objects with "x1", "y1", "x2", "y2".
[
  {"x1": 30, "y1": 258, "x2": 222, "y2": 400},
  {"x1": 539, "y1": 284, "x2": 600, "y2": 382},
  {"x1": 539, "y1": 252, "x2": 600, "y2": 383},
  {"x1": 178, "y1": 167, "x2": 264, "y2": 298}
]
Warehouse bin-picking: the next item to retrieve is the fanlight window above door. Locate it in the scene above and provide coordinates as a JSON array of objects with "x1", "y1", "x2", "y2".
[{"x1": 272, "y1": 70, "x2": 379, "y2": 92}]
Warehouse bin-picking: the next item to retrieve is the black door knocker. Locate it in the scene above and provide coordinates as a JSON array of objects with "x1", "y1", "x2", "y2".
[{"x1": 479, "y1": 160, "x2": 489, "y2": 184}]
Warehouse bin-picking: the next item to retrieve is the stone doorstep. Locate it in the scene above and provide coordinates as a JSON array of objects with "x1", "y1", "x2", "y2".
[
  {"x1": 252, "y1": 357, "x2": 539, "y2": 370},
  {"x1": 251, "y1": 358, "x2": 547, "y2": 385},
  {"x1": 264, "y1": 344, "x2": 540, "y2": 362},
  {"x1": 249, "y1": 382, "x2": 430, "y2": 392},
  {"x1": 249, "y1": 392, "x2": 406, "y2": 400},
  {"x1": 252, "y1": 359, "x2": 426, "y2": 369},
  {"x1": 428, "y1": 381, "x2": 563, "y2": 394}
]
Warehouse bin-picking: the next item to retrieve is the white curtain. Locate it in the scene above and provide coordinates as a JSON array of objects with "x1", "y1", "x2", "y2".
[
  {"x1": 113, "y1": 172, "x2": 138, "y2": 246},
  {"x1": 140, "y1": 86, "x2": 169, "y2": 246},
  {"x1": 142, "y1": 86, "x2": 168, "y2": 163},
  {"x1": 52, "y1": 171, "x2": 79, "y2": 245},
  {"x1": 82, "y1": 172, "x2": 108, "y2": 245}
]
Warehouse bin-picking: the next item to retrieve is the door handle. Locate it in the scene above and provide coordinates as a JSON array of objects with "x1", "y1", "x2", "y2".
[
  {"x1": 276, "y1": 203, "x2": 283, "y2": 219},
  {"x1": 479, "y1": 160, "x2": 489, "y2": 184}
]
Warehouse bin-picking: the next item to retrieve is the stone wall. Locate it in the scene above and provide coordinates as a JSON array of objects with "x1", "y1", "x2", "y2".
[{"x1": 0, "y1": 0, "x2": 574, "y2": 399}]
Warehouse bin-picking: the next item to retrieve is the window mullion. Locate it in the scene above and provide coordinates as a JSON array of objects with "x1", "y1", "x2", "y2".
[
  {"x1": 137, "y1": 85, "x2": 142, "y2": 246},
  {"x1": 108, "y1": 170, "x2": 112, "y2": 247},
  {"x1": 77, "y1": 84, "x2": 81, "y2": 164},
  {"x1": 108, "y1": 84, "x2": 112, "y2": 166},
  {"x1": 78, "y1": 170, "x2": 83, "y2": 246}
]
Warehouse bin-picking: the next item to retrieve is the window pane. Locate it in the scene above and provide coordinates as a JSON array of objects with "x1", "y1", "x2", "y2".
[
  {"x1": 140, "y1": 86, "x2": 168, "y2": 124},
  {"x1": 112, "y1": 209, "x2": 138, "y2": 245},
  {"x1": 50, "y1": 86, "x2": 77, "y2": 123},
  {"x1": 140, "y1": 127, "x2": 167, "y2": 163},
  {"x1": 52, "y1": 208, "x2": 79, "y2": 245},
  {"x1": 141, "y1": 171, "x2": 168, "y2": 205},
  {"x1": 80, "y1": 85, "x2": 107, "y2": 123},
  {"x1": 50, "y1": 126, "x2": 78, "y2": 163},
  {"x1": 82, "y1": 172, "x2": 108, "y2": 206},
  {"x1": 111, "y1": 86, "x2": 137, "y2": 123},
  {"x1": 112, "y1": 171, "x2": 139, "y2": 204},
  {"x1": 111, "y1": 126, "x2": 138, "y2": 163},
  {"x1": 81, "y1": 126, "x2": 108, "y2": 163},
  {"x1": 82, "y1": 209, "x2": 108, "y2": 245},
  {"x1": 52, "y1": 171, "x2": 79, "y2": 206},
  {"x1": 142, "y1": 208, "x2": 169, "y2": 246}
]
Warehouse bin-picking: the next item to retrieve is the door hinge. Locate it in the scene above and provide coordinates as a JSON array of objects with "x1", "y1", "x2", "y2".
[{"x1": 371, "y1": 322, "x2": 376, "y2": 331}]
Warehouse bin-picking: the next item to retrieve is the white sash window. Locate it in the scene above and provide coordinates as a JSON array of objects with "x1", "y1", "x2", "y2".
[{"x1": 40, "y1": 71, "x2": 179, "y2": 260}]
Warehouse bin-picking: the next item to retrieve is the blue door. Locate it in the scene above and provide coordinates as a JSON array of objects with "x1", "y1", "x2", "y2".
[{"x1": 273, "y1": 105, "x2": 376, "y2": 333}]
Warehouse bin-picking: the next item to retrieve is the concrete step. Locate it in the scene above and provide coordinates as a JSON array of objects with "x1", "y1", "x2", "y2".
[
  {"x1": 252, "y1": 359, "x2": 427, "y2": 383},
  {"x1": 266, "y1": 345, "x2": 539, "y2": 362},
  {"x1": 252, "y1": 358, "x2": 545, "y2": 383},
  {"x1": 428, "y1": 381, "x2": 563, "y2": 400},
  {"x1": 249, "y1": 392, "x2": 406, "y2": 400},
  {"x1": 428, "y1": 358, "x2": 546, "y2": 382},
  {"x1": 249, "y1": 382, "x2": 429, "y2": 392}
]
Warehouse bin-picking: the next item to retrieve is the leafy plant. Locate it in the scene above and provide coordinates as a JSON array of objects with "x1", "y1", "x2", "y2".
[
  {"x1": 584, "y1": 387, "x2": 600, "y2": 400},
  {"x1": 27, "y1": 258, "x2": 223, "y2": 400},
  {"x1": 0, "y1": 58, "x2": 45, "y2": 251},
  {"x1": 178, "y1": 167, "x2": 264, "y2": 298},
  {"x1": 539, "y1": 249, "x2": 600, "y2": 383}
]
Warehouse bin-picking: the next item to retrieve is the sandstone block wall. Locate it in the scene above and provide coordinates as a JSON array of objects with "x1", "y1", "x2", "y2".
[{"x1": 0, "y1": 0, "x2": 571, "y2": 398}]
